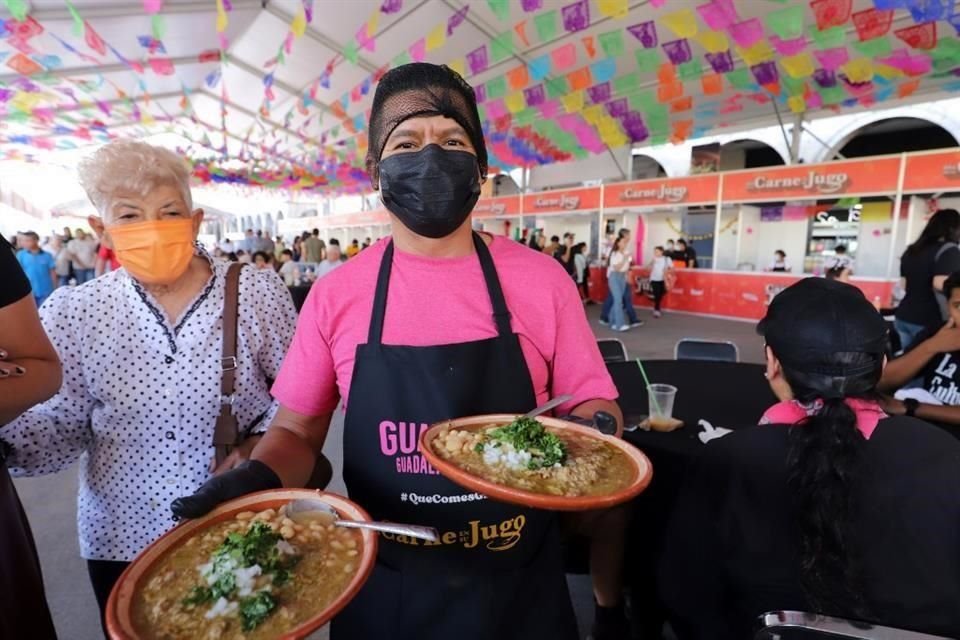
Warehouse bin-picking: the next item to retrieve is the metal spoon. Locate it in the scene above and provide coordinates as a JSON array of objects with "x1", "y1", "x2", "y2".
[
  {"x1": 285, "y1": 499, "x2": 439, "y2": 542},
  {"x1": 524, "y1": 394, "x2": 573, "y2": 419}
]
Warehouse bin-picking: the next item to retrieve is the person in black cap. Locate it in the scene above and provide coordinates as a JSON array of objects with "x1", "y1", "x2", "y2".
[
  {"x1": 171, "y1": 63, "x2": 627, "y2": 640},
  {"x1": 659, "y1": 277, "x2": 960, "y2": 639}
]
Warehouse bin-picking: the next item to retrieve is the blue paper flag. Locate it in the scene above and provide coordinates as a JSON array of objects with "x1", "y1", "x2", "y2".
[
  {"x1": 906, "y1": 0, "x2": 945, "y2": 22},
  {"x1": 529, "y1": 54, "x2": 550, "y2": 81},
  {"x1": 590, "y1": 58, "x2": 617, "y2": 83}
]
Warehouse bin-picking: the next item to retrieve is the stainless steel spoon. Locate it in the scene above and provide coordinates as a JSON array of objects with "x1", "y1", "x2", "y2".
[
  {"x1": 523, "y1": 394, "x2": 573, "y2": 419},
  {"x1": 286, "y1": 499, "x2": 439, "y2": 542}
]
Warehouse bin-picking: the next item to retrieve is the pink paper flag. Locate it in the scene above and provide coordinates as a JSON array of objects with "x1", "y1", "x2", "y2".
[
  {"x1": 806, "y1": 92, "x2": 823, "y2": 109},
  {"x1": 551, "y1": 42, "x2": 577, "y2": 70},
  {"x1": 487, "y1": 98, "x2": 507, "y2": 119},
  {"x1": 143, "y1": 0, "x2": 162, "y2": 13},
  {"x1": 409, "y1": 37, "x2": 426, "y2": 62},
  {"x1": 770, "y1": 35, "x2": 808, "y2": 57},
  {"x1": 728, "y1": 18, "x2": 763, "y2": 48},
  {"x1": 697, "y1": 0, "x2": 737, "y2": 31},
  {"x1": 148, "y1": 57, "x2": 175, "y2": 75},
  {"x1": 814, "y1": 47, "x2": 849, "y2": 71},
  {"x1": 650, "y1": 0, "x2": 666, "y2": 7},
  {"x1": 539, "y1": 99, "x2": 560, "y2": 118}
]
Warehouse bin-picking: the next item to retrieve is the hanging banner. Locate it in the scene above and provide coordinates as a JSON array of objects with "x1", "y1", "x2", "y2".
[
  {"x1": 902, "y1": 150, "x2": 960, "y2": 193},
  {"x1": 522, "y1": 186, "x2": 601, "y2": 214},
  {"x1": 473, "y1": 194, "x2": 522, "y2": 218},
  {"x1": 721, "y1": 157, "x2": 902, "y2": 202},
  {"x1": 603, "y1": 174, "x2": 719, "y2": 209}
]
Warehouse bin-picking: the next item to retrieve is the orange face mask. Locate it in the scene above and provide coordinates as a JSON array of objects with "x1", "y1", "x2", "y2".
[{"x1": 107, "y1": 218, "x2": 196, "y2": 285}]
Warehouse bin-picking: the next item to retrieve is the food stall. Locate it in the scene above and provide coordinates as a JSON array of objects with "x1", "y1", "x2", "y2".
[{"x1": 312, "y1": 148, "x2": 960, "y2": 321}]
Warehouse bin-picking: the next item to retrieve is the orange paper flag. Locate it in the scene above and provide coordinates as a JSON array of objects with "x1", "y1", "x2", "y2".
[
  {"x1": 672, "y1": 119, "x2": 694, "y2": 142},
  {"x1": 657, "y1": 80, "x2": 684, "y2": 103},
  {"x1": 701, "y1": 74, "x2": 723, "y2": 95},
  {"x1": 897, "y1": 79, "x2": 920, "y2": 98},
  {"x1": 514, "y1": 20, "x2": 530, "y2": 47},
  {"x1": 568, "y1": 67, "x2": 593, "y2": 91},
  {"x1": 670, "y1": 96, "x2": 693, "y2": 113},
  {"x1": 582, "y1": 35, "x2": 596, "y2": 59},
  {"x1": 507, "y1": 65, "x2": 530, "y2": 90},
  {"x1": 657, "y1": 62, "x2": 677, "y2": 84}
]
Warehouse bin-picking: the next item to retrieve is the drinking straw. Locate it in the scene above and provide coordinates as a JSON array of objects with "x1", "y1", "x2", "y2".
[{"x1": 635, "y1": 358, "x2": 664, "y2": 416}]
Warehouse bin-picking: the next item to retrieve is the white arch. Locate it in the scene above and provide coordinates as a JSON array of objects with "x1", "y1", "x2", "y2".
[
  {"x1": 719, "y1": 137, "x2": 790, "y2": 165},
  {"x1": 805, "y1": 101, "x2": 960, "y2": 164}
]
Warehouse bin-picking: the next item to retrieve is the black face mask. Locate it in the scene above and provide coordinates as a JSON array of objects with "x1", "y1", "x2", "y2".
[{"x1": 378, "y1": 144, "x2": 481, "y2": 239}]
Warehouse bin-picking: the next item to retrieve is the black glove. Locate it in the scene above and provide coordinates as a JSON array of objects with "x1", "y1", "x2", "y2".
[
  {"x1": 170, "y1": 460, "x2": 281, "y2": 520},
  {"x1": 557, "y1": 411, "x2": 618, "y2": 435}
]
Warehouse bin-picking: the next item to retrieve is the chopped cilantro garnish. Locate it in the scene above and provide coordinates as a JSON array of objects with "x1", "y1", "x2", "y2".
[
  {"x1": 485, "y1": 417, "x2": 567, "y2": 469},
  {"x1": 239, "y1": 591, "x2": 277, "y2": 631},
  {"x1": 182, "y1": 586, "x2": 213, "y2": 607}
]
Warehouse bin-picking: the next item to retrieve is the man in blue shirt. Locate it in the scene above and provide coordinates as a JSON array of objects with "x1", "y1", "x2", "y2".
[{"x1": 15, "y1": 231, "x2": 56, "y2": 306}]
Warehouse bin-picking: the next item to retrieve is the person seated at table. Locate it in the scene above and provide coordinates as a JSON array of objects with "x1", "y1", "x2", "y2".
[
  {"x1": 879, "y1": 272, "x2": 960, "y2": 430},
  {"x1": 278, "y1": 249, "x2": 299, "y2": 286},
  {"x1": 659, "y1": 277, "x2": 960, "y2": 639}
]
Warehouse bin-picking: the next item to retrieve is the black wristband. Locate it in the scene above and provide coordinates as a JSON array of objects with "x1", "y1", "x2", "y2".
[{"x1": 904, "y1": 398, "x2": 920, "y2": 418}]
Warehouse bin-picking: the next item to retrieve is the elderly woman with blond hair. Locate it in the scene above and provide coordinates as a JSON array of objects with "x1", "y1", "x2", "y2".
[{"x1": 1, "y1": 139, "x2": 297, "y2": 633}]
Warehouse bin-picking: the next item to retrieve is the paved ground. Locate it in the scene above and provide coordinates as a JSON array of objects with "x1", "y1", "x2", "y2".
[{"x1": 14, "y1": 305, "x2": 762, "y2": 639}]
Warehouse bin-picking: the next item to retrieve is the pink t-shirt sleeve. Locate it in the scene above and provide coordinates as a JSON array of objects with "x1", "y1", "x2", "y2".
[
  {"x1": 550, "y1": 287, "x2": 619, "y2": 415},
  {"x1": 271, "y1": 289, "x2": 340, "y2": 416}
]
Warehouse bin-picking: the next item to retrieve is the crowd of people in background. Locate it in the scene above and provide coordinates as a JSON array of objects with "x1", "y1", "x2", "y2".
[{"x1": 6, "y1": 225, "x2": 378, "y2": 297}]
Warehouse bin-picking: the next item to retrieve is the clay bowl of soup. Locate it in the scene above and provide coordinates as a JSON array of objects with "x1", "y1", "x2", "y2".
[
  {"x1": 420, "y1": 414, "x2": 653, "y2": 511},
  {"x1": 106, "y1": 489, "x2": 377, "y2": 640}
]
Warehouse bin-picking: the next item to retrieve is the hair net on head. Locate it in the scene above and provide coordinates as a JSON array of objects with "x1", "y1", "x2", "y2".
[{"x1": 365, "y1": 63, "x2": 487, "y2": 185}]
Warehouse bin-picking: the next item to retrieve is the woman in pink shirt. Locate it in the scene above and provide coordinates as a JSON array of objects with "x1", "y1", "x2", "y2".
[{"x1": 174, "y1": 63, "x2": 624, "y2": 640}]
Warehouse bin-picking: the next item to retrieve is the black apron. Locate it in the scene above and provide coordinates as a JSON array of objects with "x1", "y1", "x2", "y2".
[{"x1": 332, "y1": 233, "x2": 577, "y2": 640}]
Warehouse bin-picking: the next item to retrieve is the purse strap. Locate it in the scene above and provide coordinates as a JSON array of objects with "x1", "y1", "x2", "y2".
[{"x1": 214, "y1": 262, "x2": 243, "y2": 465}]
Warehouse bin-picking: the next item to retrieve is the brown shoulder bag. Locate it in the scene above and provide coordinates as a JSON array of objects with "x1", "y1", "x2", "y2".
[{"x1": 213, "y1": 263, "x2": 332, "y2": 488}]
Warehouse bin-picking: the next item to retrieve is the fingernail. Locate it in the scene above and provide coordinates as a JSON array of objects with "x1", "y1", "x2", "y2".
[
  {"x1": 0, "y1": 370, "x2": 8, "y2": 378},
  {"x1": 0, "y1": 350, "x2": 7, "y2": 359},
  {"x1": 13, "y1": 366, "x2": 25, "y2": 376}
]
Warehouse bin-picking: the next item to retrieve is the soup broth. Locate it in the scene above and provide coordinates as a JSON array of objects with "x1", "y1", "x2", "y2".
[
  {"x1": 132, "y1": 505, "x2": 361, "y2": 640},
  {"x1": 434, "y1": 424, "x2": 635, "y2": 497}
]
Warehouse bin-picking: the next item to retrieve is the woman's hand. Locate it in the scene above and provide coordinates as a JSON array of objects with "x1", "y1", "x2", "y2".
[
  {"x1": 879, "y1": 396, "x2": 906, "y2": 417},
  {"x1": 0, "y1": 348, "x2": 26, "y2": 379},
  {"x1": 210, "y1": 434, "x2": 263, "y2": 475}
]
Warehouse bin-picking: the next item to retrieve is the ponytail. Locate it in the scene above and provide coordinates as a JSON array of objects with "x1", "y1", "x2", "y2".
[{"x1": 779, "y1": 351, "x2": 883, "y2": 618}]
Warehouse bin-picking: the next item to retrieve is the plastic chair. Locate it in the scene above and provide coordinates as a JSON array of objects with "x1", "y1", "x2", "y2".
[
  {"x1": 597, "y1": 339, "x2": 628, "y2": 363},
  {"x1": 675, "y1": 338, "x2": 739, "y2": 363},
  {"x1": 754, "y1": 611, "x2": 953, "y2": 640}
]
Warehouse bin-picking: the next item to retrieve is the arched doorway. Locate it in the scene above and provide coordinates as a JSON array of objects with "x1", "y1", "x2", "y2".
[
  {"x1": 630, "y1": 154, "x2": 667, "y2": 180},
  {"x1": 834, "y1": 117, "x2": 958, "y2": 159},
  {"x1": 720, "y1": 139, "x2": 788, "y2": 170}
]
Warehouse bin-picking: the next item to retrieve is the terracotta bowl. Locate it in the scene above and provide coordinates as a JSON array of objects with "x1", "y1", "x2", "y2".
[
  {"x1": 106, "y1": 489, "x2": 378, "y2": 640},
  {"x1": 420, "y1": 414, "x2": 653, "y2": 512}
]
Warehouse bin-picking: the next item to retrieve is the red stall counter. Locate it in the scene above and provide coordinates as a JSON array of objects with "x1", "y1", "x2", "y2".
[{"x1": 587, "y1": 267, "x2": 895, "y2": 321}]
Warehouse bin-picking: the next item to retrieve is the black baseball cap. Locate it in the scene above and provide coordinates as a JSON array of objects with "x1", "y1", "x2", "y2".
[{"x1": 758, "y1": 278, "x2": 888, "y2": 376}]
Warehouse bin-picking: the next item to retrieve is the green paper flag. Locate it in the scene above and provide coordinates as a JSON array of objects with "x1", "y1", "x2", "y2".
[
  {"x1": 613, "y1": 73, "x2": 640, "y2": 95},
  {"x1": 598, "y1": 30, "x2": 625, "y2": 58},
  {"x1": 853, "y1": 37, "x2": 891, "y2": 58},
  {"x1": 631, "y1": 89, "x2": 656, "y2": 111},
  {"x1": 545, "y1": 76, "x2": 569, "y2": 99},
  {"x1": 343, "y1": 40, "x2": 359, "y2": 65},
  {"x1": 490, "y1": 31, "x2": 513, "y2": 63},
  {"x1": 571, "y1": 147, "x2": 589, "y2": 160},
  {"x1": 2, "y1": 0, "x2": 28, "y2": 22},
  {"x1": 726, "y1": 68, "x2": 754, "y2": 90},
  {"x1": 486, "y1": 75, "x2": 507, "y2": 99},
  {"x1": 765, "y1": 5, "x2": 804, "y2": 41},
  {"x1": 782, "y1": 76, "x2": 805, "y2": 96},
  {"x1": 535, "y1": 10, "x2": 558, "y2": 42},
  {"x1": 678, "y1": 60, "x2": 703, "y2": 81},
  {"x1": 818, "y1": 85, "x2": 845, "y2": 105},
  {"x1": 151, "y1": 14, "x2": 166, "y2": 40},
  {"x1": 930, "y1": 39, "x2": 960, "y2": 68},
  {"x1": 8, "y1": 110, "x2": 28, "y2": 123},
  {"x1": 277, "y1": 47, "x2": 286, "y2": 65},
  {"x1": 534, "y1": 120, "x2": 553, "y2": 137},
  {"x1": 635, "y1": 48, "x2": 661, "y2": 73},
  {"x1": 487, "y1": 0, "x2": 509, "y2": 22},
  {"x1": 392, "y1": 50, "x2": 412, "y2": 67},
  {"x1": 64, "y1": 0, "x2": 83, "y2": 37},
  {"x1": 515, "y1": 107, "x2": 537, "y2": 125},
  {"x1": 476, "y1": 104, "x2": 487, "y2": 121},
  {"x1": 649, "y1": 134, "x2": 668, "y2": 146},
  {"x1": 810, "y1": 26, "x2": 845, "y2": 49}
]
